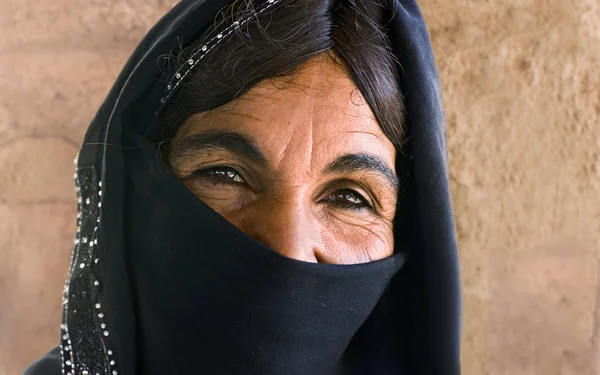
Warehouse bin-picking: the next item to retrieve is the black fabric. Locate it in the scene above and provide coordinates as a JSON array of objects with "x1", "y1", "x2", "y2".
[
  {"x1": 25, "y1": 0, "x2": 461, "y2": 374},
  {"x1": 124, "y1": 133, "x2": 405, "y2": 374}
]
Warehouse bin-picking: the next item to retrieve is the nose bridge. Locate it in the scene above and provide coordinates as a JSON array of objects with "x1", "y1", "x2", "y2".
[{"x1": 249, "y1": 196, "x2": 318, "y2": 263}]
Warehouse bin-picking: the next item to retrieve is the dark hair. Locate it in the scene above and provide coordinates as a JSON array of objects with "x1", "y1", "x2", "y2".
[{"x1": 161, "y1": 0, "x2": 406, "y2": 151}]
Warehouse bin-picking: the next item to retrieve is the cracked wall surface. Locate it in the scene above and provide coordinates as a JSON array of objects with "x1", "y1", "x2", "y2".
[{"x1": 1, "y1": 1, "x2": 599, "y2": 374}]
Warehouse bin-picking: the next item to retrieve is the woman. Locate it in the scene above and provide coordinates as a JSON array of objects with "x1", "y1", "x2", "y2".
[{"x1": 25, "y1": 0, "x2": 461, "y2": 374}]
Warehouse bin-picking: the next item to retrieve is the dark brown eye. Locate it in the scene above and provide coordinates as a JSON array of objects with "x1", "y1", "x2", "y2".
[
  {"x1": 189, "y1": 166, "x2": 245, "y2": 185},
  {"x1": 322, "y1": 188, "x2": 372, "y2": 211}
]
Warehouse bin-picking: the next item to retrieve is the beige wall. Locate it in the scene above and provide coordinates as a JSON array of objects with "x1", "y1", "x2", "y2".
[{"x1": 1, "y1": 1, "x2": 599, "y2": 374}]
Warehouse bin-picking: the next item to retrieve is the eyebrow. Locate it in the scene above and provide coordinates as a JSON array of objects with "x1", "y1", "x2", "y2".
[
  {"x1": 325, "y1": 153, "x2": 399, "y2": 193},
  {"x1": 171, "y1": 130, "x2": 398, "y2": 192},
  {"x1": 170, "y1": 130, "x2": 268, "y2": 166}
]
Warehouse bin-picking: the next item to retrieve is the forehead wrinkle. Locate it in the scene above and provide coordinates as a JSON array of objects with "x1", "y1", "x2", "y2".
[{"x1": 272, "y1": 108, "x2": 315, "y2": 182}]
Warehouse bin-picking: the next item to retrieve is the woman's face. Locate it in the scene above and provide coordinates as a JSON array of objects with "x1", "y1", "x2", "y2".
[{"x1": 168, "y1": 55, "x2": 398, "y2": 264}]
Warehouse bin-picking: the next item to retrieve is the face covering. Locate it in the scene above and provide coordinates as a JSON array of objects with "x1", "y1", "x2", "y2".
[{"x1": 24, "y1": 1, "x2": 461, "y2": 374}]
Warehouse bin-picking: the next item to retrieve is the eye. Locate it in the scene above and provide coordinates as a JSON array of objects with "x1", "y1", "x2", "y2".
[
  {"x1": 321, "y1": 188, "x2": 373, "y2": 211},
  {"x1": 188, "y1": 166, "x2": 245, "y2": 185}
]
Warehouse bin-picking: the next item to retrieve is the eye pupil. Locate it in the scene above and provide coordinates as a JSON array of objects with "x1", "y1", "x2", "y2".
[
  {"x1": 192, "y1": 167, "x2": 245, "y2": 185},
  {"x1": 331, "y1": 189, "x2": 365, "y2": 207}
]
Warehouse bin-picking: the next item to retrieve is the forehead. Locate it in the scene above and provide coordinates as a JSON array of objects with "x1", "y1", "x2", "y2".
[{"x1": 178, "y1": 56, "x2": 395, "y2": 165}]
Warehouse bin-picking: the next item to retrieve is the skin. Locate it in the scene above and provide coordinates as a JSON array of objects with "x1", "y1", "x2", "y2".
[{"x1": 168, "y1": 53, "x2": 398, "y2": 264}]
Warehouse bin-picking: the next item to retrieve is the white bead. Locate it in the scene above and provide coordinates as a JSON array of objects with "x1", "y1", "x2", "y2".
[
  {"x1": 98, "y1": 202, "x2": 102, "y2": 207},
  {"x1": 63, "y1": 334, "x2": 68, "y2": 340},
  {"x1": 97, "y1": 217, "x2": 100, "y2": 222},
  {"x1": 104, "y1": 331, "x2": 109, "y2": 336},
  {"x1": 64, "y1": 346, "x2": 70, "y2": 351},
  {"x1": 107, "y1": 350, "x2": 113, "y2": 355},
  {"x1": 101, "y1": 323, "x2": 106, "y2": 329},
  {"x1": 99, "y1": 190, "x2": 102, "y2": 196},
  {"x1": 110, "y1": 360, "x2": 115, "y2": 366},
  {"x1": 94, "y1": 258, "x2": 99, "y2": 264},
  {"x1": 98, "y1": 313, "x2": 104, "y2": 318},
  {"x1": 79, "y1": 263, "x2": 85, "y2": 269},
  {"x1": 94, "y1": 280, "x2": 99, "y2": 286},
  {"x1": 82, "y1": 371, "x2": 89, "y2": 375},
  {"x1": 82, "y1": 237, "x2": 88, "y2": 243},
  {"x1": 66, "y1": 360, "x2": 72, "y2": 365},
  {"x1": 95, "y1": 303, "x2": 101, "y2": 309},
  {"x1": 99, "y1": 181, "x2": 102, "y2": 187},
  {"x1": 112, "y1": 371, "x2": 118, "y2": 375},
  {"x1": 217, "y1": 33, "x2": 223, "y2": 38},
  {"x1": 201, "y1": 45, "x2": 207, "y2": 51},
  {"x1": 176, "y1": 73, "x2": 181, "y2": 79},
  {"x1": 188, "y1": 59, "x2": 194, "y2": 65},
  {"x1": 85, "y1": 198, "x2": 90, "y2": 205},
  {"x1": 74, "y1": 239, "x2": 79, "y2": 245}
]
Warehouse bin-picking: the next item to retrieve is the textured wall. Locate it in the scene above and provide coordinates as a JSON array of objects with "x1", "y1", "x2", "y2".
[{"x1": 1, "y1": 1, "x2": 599, "y2": 374}]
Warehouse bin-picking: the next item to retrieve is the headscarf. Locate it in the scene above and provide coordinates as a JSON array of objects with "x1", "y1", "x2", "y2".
[{"x1": 25, "y1": 0, "x2": 461, "y2": 374}]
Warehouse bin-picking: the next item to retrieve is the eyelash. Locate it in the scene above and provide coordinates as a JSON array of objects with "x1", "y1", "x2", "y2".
[{"x1": 189, "y1": 166, "x2": 373, "y2": 211}]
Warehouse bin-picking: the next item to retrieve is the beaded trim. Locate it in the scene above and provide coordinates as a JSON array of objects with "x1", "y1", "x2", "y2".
[
  {"x1": 157, "y1": 0, "x2": 282, "y2": 112},
  {"x1": 59, "y1": 1, "x2": 285, "y2": 373},
  {"x1": 60, "y1": 156, "x2": 117, "y2": 375}
]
